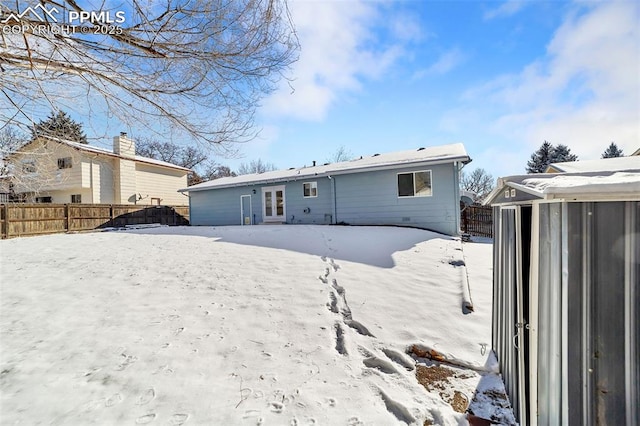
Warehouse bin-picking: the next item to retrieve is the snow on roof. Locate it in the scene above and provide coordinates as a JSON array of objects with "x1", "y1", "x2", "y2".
[
  {"x1": 183, "y1": 143, "x2": 469, "y2": 192},
  {"x1": 522, "y1": 172, "x2": 640, "y2": 195},
  {"x1": 485, "y1": 171, "x2": 640, "y2": 204},
  {"x1": 546, "y1": 156, "x2": 640, "y2": 173},
  {"x1": 38, "y1": 135, "x2": 191, "y2": 171}
]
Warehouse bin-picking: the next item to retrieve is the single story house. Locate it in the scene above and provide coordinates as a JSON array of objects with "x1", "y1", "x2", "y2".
[
  {"x1": 5, "y1": 133, "x2": 190, "y2": 205},
  {"x1": 181, "y1": 143, "x2": 471, "y2": 236},
  {"x1": 484, "y1": 167, "x2": 640, "y2": 425}
]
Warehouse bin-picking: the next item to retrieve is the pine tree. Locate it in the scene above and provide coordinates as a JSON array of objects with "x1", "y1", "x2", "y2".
[
  {"x1": 526, "y1": 141, "x2": 555, "y2": 173},
  {"x1": 602, "y1": 142, "x2": 624, "y2": 158},
  {"x1": 526, "y1": 141, "x2": 579, "y2": 173},
  {"x1": 551, "y1": 144, "x2": 578, "y2": 163},
  {"x1": 31, "y1": 110, "x2": 88, "y2": 144}
]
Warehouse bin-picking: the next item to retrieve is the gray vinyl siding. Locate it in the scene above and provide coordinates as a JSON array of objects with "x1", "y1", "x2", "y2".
[
  {"x1": 190, "y1": 186, "x2": 261, "y2": 225},
  {"x1": 189, "y1": 178, "x2": 334, "y2": 226},
  {"x1": 333, "y1": 163, "x2": 458, "y2": 235},
  {"x1": 188, "y1": 162, "x2": 461, "y2": 235}
]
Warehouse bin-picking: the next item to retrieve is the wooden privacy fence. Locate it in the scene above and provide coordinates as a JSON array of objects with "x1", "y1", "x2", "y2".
[
  {"x1": 461, "y1": 204, "x2": 493, "y2": 238},
  {"x1": 0, "y1": 204, "x2": 189, "y2": 239}
]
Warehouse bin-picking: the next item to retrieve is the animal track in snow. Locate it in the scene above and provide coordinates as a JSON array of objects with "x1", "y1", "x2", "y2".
[{"x1": 115, "y1": 353, "x2": 138, "y2": 371}]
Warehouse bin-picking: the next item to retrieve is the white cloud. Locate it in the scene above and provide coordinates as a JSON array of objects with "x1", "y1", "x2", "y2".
[
  {"x1": 483, "y1": 0, "x2": 529, "y2": 20},
  {"x1": 413, "y1": 47, "x2": 466, "y2": 79},
  {"x1": 469, "y1": 1, "x2": 640, "y2": 160},
  {"x1": 261, "y1": 1, "x2": 406, "y2": 121}
]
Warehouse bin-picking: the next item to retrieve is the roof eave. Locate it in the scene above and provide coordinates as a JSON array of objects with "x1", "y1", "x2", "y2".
[{"x1": 180, "y1": 154, "x2": 470, "y2": 193}]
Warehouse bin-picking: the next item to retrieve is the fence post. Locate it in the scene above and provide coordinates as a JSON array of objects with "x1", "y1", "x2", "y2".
[
  {"x1": 3, "y1": 203, "x2": 9, "y2": 239},
  {"x1": 64, "y1": 204, "x2": 70, "y2": 232}
]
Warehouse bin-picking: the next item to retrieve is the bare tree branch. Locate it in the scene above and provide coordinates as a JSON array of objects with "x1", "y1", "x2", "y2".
[{"x1": 0, "y1": 0, "x2": 299, "y2": 153}]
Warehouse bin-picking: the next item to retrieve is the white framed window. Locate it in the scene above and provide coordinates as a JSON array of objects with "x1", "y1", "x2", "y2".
[
  {"x1": 22, "y1": 160, "x2": 36, "y2": 173},
  {"x1": 303, "y1": 181, "x2": 318, "y2": 198},
  {"x1": 57, "y1": 157, "x2": 72, "y2": 169},
  {"x1": 397, "y1": 170, "x2": 432, "y2": 197},
  {"x1": 71, "y1": 194, "x2": 82, "y2": 203}
]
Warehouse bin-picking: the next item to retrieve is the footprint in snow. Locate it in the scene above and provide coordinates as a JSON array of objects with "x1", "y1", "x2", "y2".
[
  {"x1": 270, "y1": 401, "x2": 284, "y2": 413},
  {"x1": 135, "y1": 413, "x2": 156, "y2": 424},
  {"x1": 169, "y1": 413, "x2": 190, "y2": 425},
  {"x1": 136, "y1": 388, "x2": 156, "y2": 405},
  {"x1": 363, "y1": 356, "x2": 399, "y2": 375},
  {"x1": 381, "y1": 348, "x2": 415, "y2": 371},
  {"x1": 105, "y1": 393, "x2": 123, "y2": 407}
]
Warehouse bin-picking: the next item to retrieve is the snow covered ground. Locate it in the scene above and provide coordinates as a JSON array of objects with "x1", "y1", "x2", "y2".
[{"x1": 0, "y1": 225, "x2": 514, "y2": 425}]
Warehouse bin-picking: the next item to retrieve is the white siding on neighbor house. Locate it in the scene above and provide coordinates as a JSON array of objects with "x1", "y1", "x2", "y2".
[
  {"x1": 135, "y1": 163, "x2": 188, "y2": 205},
  {"x1": 95, "y1": 157, "x2": 116, "y2": 204},
  {"x1": 37, "y1": 188, "x2": 92, "y2": 204},
  {"x1": 115, "y1": 158, "x2": 137, "y2": 203},
  {"x1": 12, "y1": 142, "x2": 85, "y2": 193}
]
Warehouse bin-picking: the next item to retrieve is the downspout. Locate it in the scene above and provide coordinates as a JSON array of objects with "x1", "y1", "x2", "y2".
[
  {"x1": 328, "y1": 175, "x2": 337, "y2": 224},
  {"x1": 456, "y1": 159, "x2": 472, "y2": 235}
]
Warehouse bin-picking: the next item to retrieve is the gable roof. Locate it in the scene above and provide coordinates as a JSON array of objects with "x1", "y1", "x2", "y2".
[
  {"x1": 16, "y1": 135, "x2": 191, "y2": 172},
  {"x1": 484, "y1": 171, "x2": 640, "y2": 204},
  {"x1": 545, "y1": 156, "x2": 640, "y2": 173},
  {"x1": 182, "y1": 143, "x2": 470, "y2": 192}
]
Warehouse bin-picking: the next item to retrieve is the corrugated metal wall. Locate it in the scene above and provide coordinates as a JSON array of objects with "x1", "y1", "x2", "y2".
[{"x1": 493, "y1": 200, "x2": 639, "y2": 426}]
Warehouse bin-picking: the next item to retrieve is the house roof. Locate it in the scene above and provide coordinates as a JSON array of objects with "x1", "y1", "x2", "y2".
[
  {"x1": 545, "y1": 156, "x2": 640, "y2": 173},
  {"x1": 23, "y1": 135, "x2": 191, "y2": 172},
  {"x1": 484, "y1": 171, "x2": 640, "y2": 204},
  {"x1": 181, "y1": 143, "x2": 470, "y2": 192}
]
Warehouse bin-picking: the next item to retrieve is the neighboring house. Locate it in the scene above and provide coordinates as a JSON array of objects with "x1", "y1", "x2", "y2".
[
  {"x1": 5, "y1": 133, "x2": 190, "y2": 204},
  {"x1": 484, "y1": 167, "x2": 640, "y2": 425},
  {"x1": 631, "y1": 147, "x2": 640, "y2": 156},
  {"x1": 181, "y1": 143, "x2": 471, "y2": 236},
  {"x1": 545, "y1": 155, "x2": 640, "y2": 173}
]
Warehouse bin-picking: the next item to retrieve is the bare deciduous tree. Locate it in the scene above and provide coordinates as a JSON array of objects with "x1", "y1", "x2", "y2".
[
  {"x1": 237, "y1": 159, "x2": 277, "y2": 175},
  {"x1": 326, "y1": 145, "x2": 353, "y2": 163},
  {"x1": 135, "y1": 136, "x2": 235, "y2": 185},
  {"x1": 1, "y1": 0, "x2": 299, "y2": 152},
  {"x1": 461, "y1": 168, "x2": 494, "y2": 202}
]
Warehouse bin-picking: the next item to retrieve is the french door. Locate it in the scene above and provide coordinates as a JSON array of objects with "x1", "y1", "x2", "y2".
[{"x1": 262, "y1": 185, "x2": 285, "y2": 222}]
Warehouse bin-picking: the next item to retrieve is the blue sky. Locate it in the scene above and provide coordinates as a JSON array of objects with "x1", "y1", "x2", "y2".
[
  {"x1": 220, "y1": 0, "x2": 638, "y2": 178},
  {"x1": 67, "y1": 0, "x2": 639, "y2": 179}
]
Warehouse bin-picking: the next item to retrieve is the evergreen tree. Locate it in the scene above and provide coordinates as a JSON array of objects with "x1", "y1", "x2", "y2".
[
  {"x1": 526, "y1": 141, "x2": 555, "y2": 173},
  {"x1": 31, "y1": 110, "x2": 88, "y2": 144},
  {"x1": 526, "y1": 141, "x2": 579, "y2": 173},
  {"x1": 602, "y1": 142, "x2": 624, "y2": 158},
  {"x1": 551, "y1": 144, "x2": 578, "y2": 163}
]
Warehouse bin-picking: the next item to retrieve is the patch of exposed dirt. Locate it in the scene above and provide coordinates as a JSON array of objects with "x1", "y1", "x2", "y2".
[{"x1": 415, "y1": 364, "x2": 469, "y2": 413}]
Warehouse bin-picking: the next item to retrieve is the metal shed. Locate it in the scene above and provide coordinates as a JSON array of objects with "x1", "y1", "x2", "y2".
[{"x1": 485, "y1": 170, "x2": 640, "y2": 426}]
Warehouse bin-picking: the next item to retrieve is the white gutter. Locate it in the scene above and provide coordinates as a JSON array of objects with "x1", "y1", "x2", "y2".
[{"x1": 180, "y1": 155, "x2": 471, "y2": 193}]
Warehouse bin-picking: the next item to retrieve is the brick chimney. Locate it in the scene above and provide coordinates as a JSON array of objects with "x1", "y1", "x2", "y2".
[{"x1": 113, "y1": 132, "x2": 135, "y2": 157}]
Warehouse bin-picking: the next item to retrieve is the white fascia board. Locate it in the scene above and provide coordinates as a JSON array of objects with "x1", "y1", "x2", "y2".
[{"x1": 181, "y1": 156, "x2": 469, "y2": 193}]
